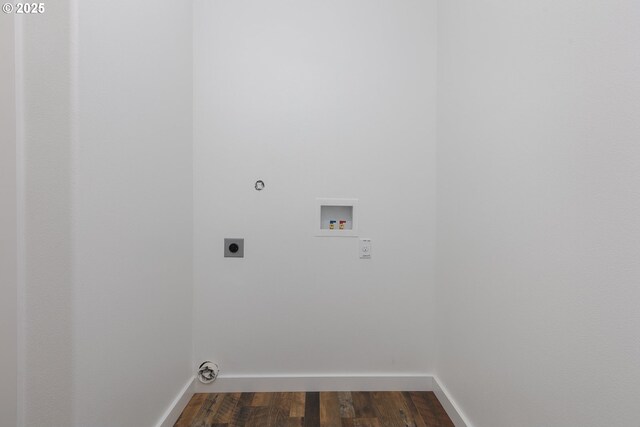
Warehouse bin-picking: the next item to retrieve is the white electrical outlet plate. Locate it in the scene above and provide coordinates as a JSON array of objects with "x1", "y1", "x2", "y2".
[{"x1": 359, "y1": 238, "x2": 372, "y2": 259}]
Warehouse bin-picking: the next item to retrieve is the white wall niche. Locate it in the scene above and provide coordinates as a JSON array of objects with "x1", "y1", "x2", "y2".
[{"x1": 316, "y1": 198, "x2": 359, "y2": 237}]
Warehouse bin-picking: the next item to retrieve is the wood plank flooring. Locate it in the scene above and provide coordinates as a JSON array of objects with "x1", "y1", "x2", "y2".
[{"x1": 175, "y1": 392, "x2": 454, "y2": 427}]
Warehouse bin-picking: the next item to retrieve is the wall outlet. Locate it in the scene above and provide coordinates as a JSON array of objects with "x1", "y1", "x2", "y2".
[
  {"x1": 224, "y1": 238, "x2": 244, "y2": 258},
  {"x1": 359, "y1": 238, "x2": 372, "y2": 259}
]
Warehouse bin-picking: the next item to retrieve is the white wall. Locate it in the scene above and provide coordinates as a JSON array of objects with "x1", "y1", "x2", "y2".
[
  {"x1": 19, "y1": 4, "x2": 75, "y2": 425},
  {"x1": 17, "y1": 0, "x2": 194, "y2": 426},
  {"x1": 73, "y1": 0, "x2": 194, "y2": 426},
  {"x1": 193, "y1": 0, "x2": 437, "y2": 382},
  {"x1": 0, "y1": 13, "x2": 17, "y2": 427},
  {"x1": 436, "y1": 1, "x2": 640, "y2": 426}
]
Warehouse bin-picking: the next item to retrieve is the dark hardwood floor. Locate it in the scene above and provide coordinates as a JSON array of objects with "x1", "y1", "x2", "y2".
[{"x1": 175, "y1": 391, "x2": 454, "y2": 427}]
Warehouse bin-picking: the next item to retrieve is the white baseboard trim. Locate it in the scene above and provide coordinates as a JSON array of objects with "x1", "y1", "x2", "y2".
[
  {"x1": 432, "y1": 376, "x2": 473, "y2": 427},
  {"x1": 155, "y1": 376, "x2": 195, "y2": 427},
  {"x1": 194, "y1": 374, "x2": 434, "y2": 393}
]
